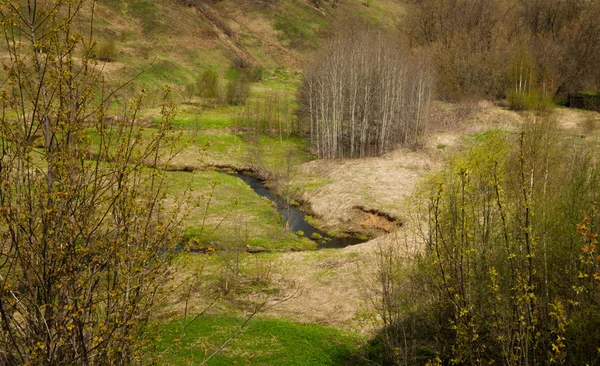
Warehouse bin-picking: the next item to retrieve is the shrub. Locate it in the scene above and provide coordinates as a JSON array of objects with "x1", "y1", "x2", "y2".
[
  {"x1": 184, "y1": 82, "x2": 197, "y2": 103},
  {"x1": 247, "y1": 66, "x2": 266, "y2": 82},
  {"x1": 507, "y1": 89, "x2": 554, "y2": 111},
  {"x1": 196, "y1": 68, "x2": 220, "y2": 99},
  {"x1": 95, "y1": 39, "x2": 117, "y2": 62},
  {"x1": 225, "y1": 71, "x2": 250, "y2": 106}
]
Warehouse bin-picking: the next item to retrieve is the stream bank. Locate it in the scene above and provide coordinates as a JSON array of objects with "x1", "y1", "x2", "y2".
[{"x1": 233, "y1": 173, "x2": 368, "y2": 249}]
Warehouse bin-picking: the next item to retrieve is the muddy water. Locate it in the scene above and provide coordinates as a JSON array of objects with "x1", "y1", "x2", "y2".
[{"x1": 234, "y1": 173, "x2": 366, "y2": 249}]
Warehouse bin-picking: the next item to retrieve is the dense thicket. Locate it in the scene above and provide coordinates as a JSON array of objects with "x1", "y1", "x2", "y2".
[
  {"x1": 298, "y1": 26, "x2": 433, "y2": 159},
  {"x1": 406, "y1": 0, "x2": 600, "y2": 102},
  {"x1": 373, "y1": 117, "x2": 600, "y2": 364}
]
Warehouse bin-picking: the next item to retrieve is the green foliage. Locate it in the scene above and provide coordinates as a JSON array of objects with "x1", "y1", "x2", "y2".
[
  {"x1": 184, "y1": 82, "x2": 197, "y2": 102},
  {"x1": 507, "y1": 89, "x2": 554, "y2": 111},
  {"x1": 507, "y1": 49, "x2": 554, "y2": 111},
  {"x1": 150, "y1": 315, "x2": 360, "y2": 365},
  {"x1": 196, "y1": 67, "x2": 220, "y2": 99},
  {"x1": 247, "y1": 65, "x2": 266, "y2": 82},
  {"x1": 0, "y1": 2, "x2": 186, "y2": 363},
  {"x1": 373, "y1": 119, "x2": 600, "y2": 364},
  {"x1": 311, "y1": 232, "x2": 323, "y2": 240}
]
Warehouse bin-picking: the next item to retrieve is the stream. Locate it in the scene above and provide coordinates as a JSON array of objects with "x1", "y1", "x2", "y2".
[{"x1": 234, "y1": 173, "x2": 367, "y2": 249}]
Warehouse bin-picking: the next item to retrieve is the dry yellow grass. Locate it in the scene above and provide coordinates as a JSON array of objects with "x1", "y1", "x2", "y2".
[
  {"x1": 291, "y1": 146, "x2": 441, "y2": 233},
  {"x1": 258, "y1": 226, "x2": 424, "y2": 333}
]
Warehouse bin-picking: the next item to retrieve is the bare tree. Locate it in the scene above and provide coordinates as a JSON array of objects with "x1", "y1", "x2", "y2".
[
  {"x1": 299, "y1": 24, "x2": 433, "y2": 159},
  {"x1": 405, "y1": 0, "x2": 600, "y2": 101}
]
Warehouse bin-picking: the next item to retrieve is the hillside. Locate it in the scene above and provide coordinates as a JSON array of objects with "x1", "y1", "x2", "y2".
[{"x1": 92, "y1": 0, "x2": 406, "y2": 97}]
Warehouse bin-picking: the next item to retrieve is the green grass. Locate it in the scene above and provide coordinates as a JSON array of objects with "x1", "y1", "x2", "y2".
[
  {"x1": 164, "y1": 170, "x2": 314, "y2": 250},
  {"x1": 466, "y1": 129, "x2": 510, "y2": 144},
  {"x1": 273, "y1": 11, "x2": 325, "y2": 50},
  {"x1": 260, "y1": 73, "x2": 301, "y2": 91},
  {"x1": 149, "y1": 315, "x2": 362, "y2": 365},
  {"x1": 295, "y1": 177, "x2": 333, "y2": 192},
  {"x1": 128, "y1": 0, "x2": 165, "y2": 36},
  {"x1": 135, "y1": 59, "x2": 195, "y2": 88},
  {"x1": 171, "y1": 106, "x2": 243, "y2": 129},
  {"x1": 253, "y1": 134, "x2": 314, "y2": 167}
]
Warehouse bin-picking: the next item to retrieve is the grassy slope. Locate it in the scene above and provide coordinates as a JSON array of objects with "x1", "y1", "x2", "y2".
[
  {"x1": 165, "y1": 170, "x2": 316, "y2": 250},
  {"x1": 92, "y1": 0, "x2": 407, "y2": 92}
]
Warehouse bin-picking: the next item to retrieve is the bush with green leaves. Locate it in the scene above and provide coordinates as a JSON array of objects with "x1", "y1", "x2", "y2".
[
  {"x1": 372, "y1": 117, "x2": 600, "y2": 364},
  {"x1": 0, "y1": 1, "x2": 190, "y2": 363},
  {"x1": 196, "y1": 67, "x2": 220, "y2": 99}
]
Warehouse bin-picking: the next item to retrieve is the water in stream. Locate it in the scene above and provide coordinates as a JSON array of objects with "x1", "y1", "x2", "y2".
[{"x1": 234, "y1": 173, "x2": 366, "y2": 249}]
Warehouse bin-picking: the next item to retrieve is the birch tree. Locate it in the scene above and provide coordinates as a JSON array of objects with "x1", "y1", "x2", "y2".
[{"x1": 299, "y1": 25, "x2": 433, "y2": 159}]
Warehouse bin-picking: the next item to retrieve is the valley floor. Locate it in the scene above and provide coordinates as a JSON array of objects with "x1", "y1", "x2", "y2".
[
  {"x1": 227, "y1": 102, "x2": 600, "y2": 334},
  {"x1": 153, "y1": 97, "x2": 600, "y2": 364}
]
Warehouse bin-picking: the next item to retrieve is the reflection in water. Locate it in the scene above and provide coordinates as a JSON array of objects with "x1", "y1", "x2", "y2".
[{"x1": 234, "y1": 173, "x2": 366, "y2": 249}]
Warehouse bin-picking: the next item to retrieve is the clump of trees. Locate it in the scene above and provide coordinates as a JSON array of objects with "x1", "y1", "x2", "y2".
[
  {"x1": 506, "y1": 48, "x2": 554, "y2": 111},
  {"x1": 371, "y1": 115, "x2": 600, "y2": 364},
  {"x1": 406, "y1": 0, "x2": 600, "y2": 103},
  {"x1": 298, "y1": 25, "x2": 433, "y2": 159},
  {"x1": 0, "y1": 1, "x2": 189, "y2": 364}
]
